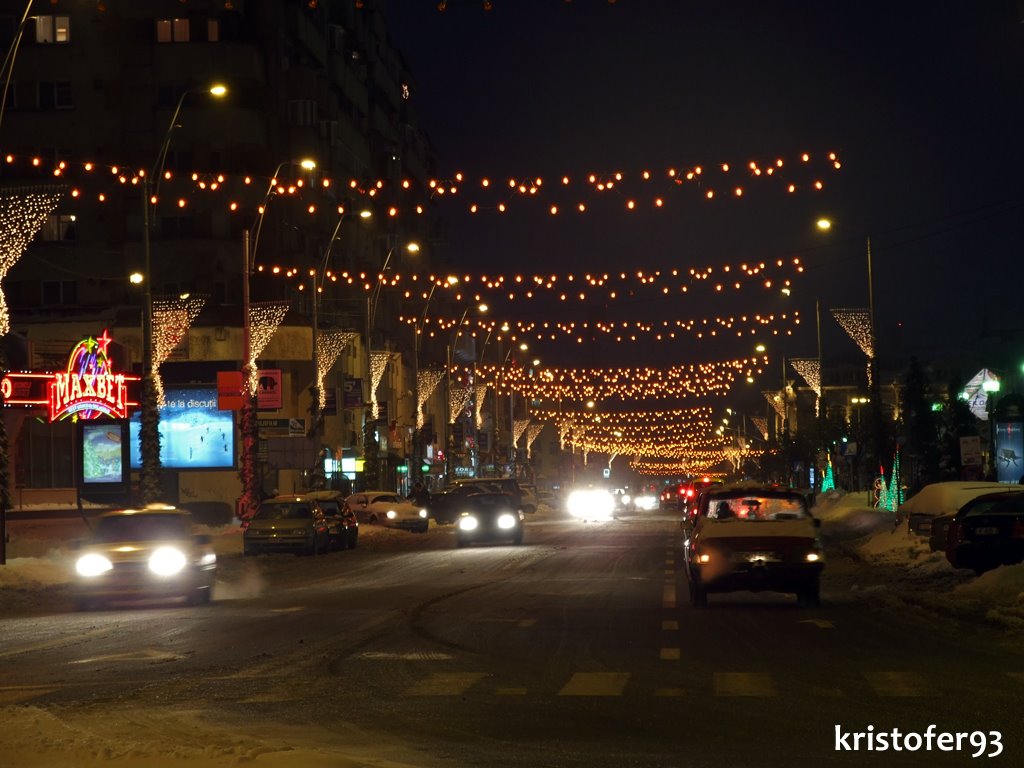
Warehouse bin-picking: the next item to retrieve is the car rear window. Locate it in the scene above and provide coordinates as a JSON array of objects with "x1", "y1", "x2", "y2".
[
  {"x1": 707, "y1": 494, "x2": 808, "y2": 521},
  {"x1": 257, "y1": 504, "x2": 312, "y2": 520},
  {"x1": 93, "y1": 514, "x2": 190, "y2": 542},
  {"x1": 964, "y1": 495, "x2": 1024, "y2": 518}
]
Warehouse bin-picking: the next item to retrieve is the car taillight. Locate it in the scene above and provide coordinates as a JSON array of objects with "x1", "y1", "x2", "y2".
[
  {"x1": 1012, "y1": 521, "x2": 1024, "y2": 539},
  {"x1": 686, "y1": 489, "x2": 694, "y2": 497},
  {"x1": 947, "y1": 520, "x2": 963, "y2": 546}
]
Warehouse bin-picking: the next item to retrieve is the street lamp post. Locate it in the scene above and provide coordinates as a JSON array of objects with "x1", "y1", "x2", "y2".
[
  {"x1": 445, "y1": 302, "x2": 487, "y2": 483},
  {"x1": 139, "y1": 83, "x2": 226, "y2": 504}
]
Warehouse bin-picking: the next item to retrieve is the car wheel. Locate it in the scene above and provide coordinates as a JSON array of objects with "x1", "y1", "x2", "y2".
[
  {"x1": 797, "y1": 579, "x2": 821, "y2": 608},
  {"x1": 524, "y1": 505, "x2": 536, "y2": 514},
  {"x1": 689, "y1": 581, "x2": 708, "y2": 609},
  {"x1": 348, "y1": 531, "x2": 359, "y2": 549},
  {"x1": 512, "y1": 530, "x2": 524, "y2": 545},
  {"x1": 188, "y1": 587, "x2": 212, "y2": 606}
]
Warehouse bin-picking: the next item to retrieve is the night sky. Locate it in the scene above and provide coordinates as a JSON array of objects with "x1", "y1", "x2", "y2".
[{"x1": 382, "y1": 1, "x2": 1024, "y2": 383}]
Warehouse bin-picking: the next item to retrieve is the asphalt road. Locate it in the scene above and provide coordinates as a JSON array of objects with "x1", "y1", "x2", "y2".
[{"x1": 1, "y1": 512, "x2": 1022, "y2": 767}]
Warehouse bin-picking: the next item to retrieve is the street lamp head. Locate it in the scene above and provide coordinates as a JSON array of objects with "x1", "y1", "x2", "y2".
[
  {"x1": 518, "y1": 342, "x2": 528, "y2": 351},
  {"x1": 816, "y1": 218, "x2": 832, "y2": 230},
  {"x1": 446, "y1": 275, "x2": 460, "y2": 285},
  {"x1": 208, "y1": 84, "x2": 228, "y2": 97},
  {"x1": 129, "y1": 272, "x2": 144, "y2": 285},
  {"x1": 299, "y1": 158, "x2": 317, "y2": 170},
  {"x1": 406, "y1": 241, "x2": 421, "y2": 253},
  {"x1": 478, "y1": 303, "x2": 489, "y2": 313},
  {"x1": 359, "y1": 209, "x2": 373, "y2": 219}
]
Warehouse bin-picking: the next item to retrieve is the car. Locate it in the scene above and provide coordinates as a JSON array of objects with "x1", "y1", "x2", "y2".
[
  {"x1": 566, "y1": 486, "x2": 616, "y2": 522},
  {"x1": 897, "y1": 481, "x2": 1017, "y2": 537},
  {"x1": 681, "y1": 477, "x2": 724, "y2": 519},
  {"x1": 683, "y1": 484, "x2": 824, "y2": 608},
  {"x1": 945, "y1": 490, "x2": 1024, "y2": 574},
  {"x1": 243, "y1": 495, "x2": 332, "y2": 555},
  {"x1": 660, "y1": 482, "x2": 685, "y2": 509},
  {"x1": 303, "y1": 490, "x2": 360, "y2": 549},
  {"x1": 455, "y1": 492, "x2": 525, "y2": 547},
  {"x1": 519, "y1": 483, "x2": 539, "y2": 513},
  {"x1": 428, "y1": 483, "x2": 495, "y2": 524},
  {"x1": 73, "y1": 505, "x2": 217, "y2": 609},
  {"x1": 451, "y1": 477, "x2": 525, "y2": 511},
  {"x1": 345, "y1": 491, "x2": 429, "y2": 532}
]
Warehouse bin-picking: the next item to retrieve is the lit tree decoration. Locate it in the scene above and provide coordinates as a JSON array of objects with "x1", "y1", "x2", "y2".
[
  {"x1": 474, "y1": 383, "x2": 489, "y2": 428},
  {"x1": 789, "y1": 358, "x2": 822, "y2": 416},
  {"x1": 820, "y1": 456, "x2": 836, "y2": 494},
  {"x1": 0, "y1": 187, "x2": 64, "y2": 335},
  {"x1": 723, "y1": 446, "x2": 744, "y2": 473},
  {"x1": 751, "y1": 417, "x2": 769, "y2": 441},
  {"x1": 831, "y1": 308, "x2": 874, "y2": 385},
  {"x1": 247, "y1": 301, "x2": 290, "y2": 394},
  {"x1": 315, "y1": 330, "x2": 357, "y2": 411},
  {"x1": 883, "y1": 451, "x2": 904, "y2": 512},
  {"x1": 449, "y1": 385, "x2": 471, "y2": 424},
  {"x1": 526, "y1": 423, "x2": 545, "y2": 459},
  {"x1": 416, "y1": 369, "x2": 445, "y2": 428},
  {"x1": 557, "y1": 418, "x2": 574, "y2": 450},
  {"x1": 151, "y1": 295, "x2": 205, "y2": 407},
  {"x1": 370, "y1": 351, "x2": 392, "y2": 416}
]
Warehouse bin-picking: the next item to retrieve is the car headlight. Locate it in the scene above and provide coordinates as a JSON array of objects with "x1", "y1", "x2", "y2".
[
  {"x1": 149, "y1": 547, "x2": 187, "y2": 576},
  {"x1": 805, "y1": 551, "x2": 823, "y2": 563},
  {"x1": 567, "y1": 489, "x2": 615, "y2": 519},
  {"x1": 458, "y1": 516, "x2": 479, "y2": 531},
  {"x1": 386, "y1": 510, "x2": 397, "y2": 520},
  {"x1": 497, "y1": 513, "x2": 517, "y2": 530},
  {"x1": 199, "y1": 553, "x2": 217, "y2": 567},
  {"x1": 76, "y1": 553, "x2": 112, "y2": 578},
  {"x1": 419, "y1": 509, "x2": 428, "y2": 518},
  {"x1": 621, "y1": 494, "x2": 632, "y2": 506}
]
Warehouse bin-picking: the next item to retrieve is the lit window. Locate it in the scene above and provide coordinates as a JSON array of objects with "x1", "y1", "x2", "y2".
[
  {"x1": 156, "y1": 19, "x2": 190, "y2": 43},
  {"x1": 39, "y1": 213, "x2": 77, "y2": 242},
  {"x1": 207, "y1": 19, "x2": 219, "y2": 42},
  {"x1": 36, "y1": 16, "x2": 70, "y2": 44}
]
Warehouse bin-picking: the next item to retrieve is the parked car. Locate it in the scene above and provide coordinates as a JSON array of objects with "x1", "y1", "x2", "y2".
[
  {"x1": 683, "y1": 484, "x2": 824, "y2": 608},
  {"x1": 456, "y1": 492, "x2": 525, "y2": 547},
  {"x1": 946, "y1": 491, "x2": 1024, "y2": 574},
  {"x1": 243, "y1": 495, "x2": 331, "y2": 555},
  {"x1": 682, "y1": 477, "x2": 724, "y2": 519},
  {"x1": 73, "y1": 505, "x2": 217, "y2": 609},
  {"x1": 898, "y1": 482, "x2": 1019, "y2": 537},
  {"x1": 345, "y1": 491, "x2": 429, "y2": 532}
]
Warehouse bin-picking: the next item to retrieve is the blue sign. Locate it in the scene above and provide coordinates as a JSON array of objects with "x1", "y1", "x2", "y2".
[{"x1": 129, "y1": 386, "x2": 235, "y2": 469}]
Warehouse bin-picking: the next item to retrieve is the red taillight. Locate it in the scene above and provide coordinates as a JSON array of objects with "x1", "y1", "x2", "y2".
[
  {"x1": 686, "y1": 489, "x2": 694, "y2": 497},
  {"x1": 1012, "y1": 521, "x2": 1024, "y2": 539}
]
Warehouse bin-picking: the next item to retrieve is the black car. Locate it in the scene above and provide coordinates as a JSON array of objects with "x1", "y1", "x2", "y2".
[
  {"x1": 428, "y1": 484, "x2": 494, "y2": 524},
  {"x1": 456, "y1": 492, "x2": 525, "y2": 548},
  {"x1": 946, "y1": 491, "x2": 1024, "y2": 574}
]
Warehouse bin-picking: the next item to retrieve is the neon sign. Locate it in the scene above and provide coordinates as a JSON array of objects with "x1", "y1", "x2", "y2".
[{"x1": 0, "y1": 329, "x2": 139, "y2": 421}]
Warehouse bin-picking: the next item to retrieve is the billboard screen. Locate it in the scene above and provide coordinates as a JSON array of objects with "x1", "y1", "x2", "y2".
[
  {"x1": 994, "y1": 421, "x2": 1024, "y2": 484},
  {"x1": 129, "y1": 387, "x2": 235, "y2": 470},
  {"x1": 82, "y1": 422, "x2": 126, "y2": 484}
]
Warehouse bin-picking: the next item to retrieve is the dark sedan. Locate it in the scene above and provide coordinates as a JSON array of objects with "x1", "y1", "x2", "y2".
[
  {"x1": 456, "y1": 492, "x2": 525, "y2": 548},
  {"x1": 946, "y1": 491, "x2": 1024, "y2": 574}
]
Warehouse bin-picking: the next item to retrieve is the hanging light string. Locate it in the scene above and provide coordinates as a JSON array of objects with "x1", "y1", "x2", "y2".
[
  {"x1": 8, "y1": 150, "x2": 841, "y2": 221},
  {"x1": 0, "y1": 187, "x2": 65, "y2": 334},
  {"x1": 151, "y1": 294, "x2": 205, "y2": 407}
]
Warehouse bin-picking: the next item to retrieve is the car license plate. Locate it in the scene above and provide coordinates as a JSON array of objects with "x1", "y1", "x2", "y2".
[{"x1": 973, "y1": 526, "x2": 999, "y2": 536}]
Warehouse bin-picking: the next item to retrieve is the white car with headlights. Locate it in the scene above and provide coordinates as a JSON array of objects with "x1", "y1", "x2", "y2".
[
  {"x1": 73, "y1": 506, "x2": 216, "y2": 609},
  {"x1": 345, "y1": 491, "x2": 429, "y2": 533},
  {"x1": 455, "y1": 492, "x2": 524, "y2": 547},
  {"x1": 566, "y1": 487, "x2": 616, "y2": 522}
]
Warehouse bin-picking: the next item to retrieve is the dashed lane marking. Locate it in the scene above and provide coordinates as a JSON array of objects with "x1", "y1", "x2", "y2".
[
  {"x1": 662, "y1": 584, "x2": 676, "y2": 609},
  {"x1": 660, "y1": 648, "x2": 681, "y2": 661},
  {"x1": 517, "y1": 618, "x2": 536, "y2": 628},
  {"x1": 405, "y1": 672, "x2": 489, "y2": 696},
  {"x1": 662, "y1": 620, "x2": 679, "y2": 631},
  {"x1": 714, "y1": 672, "x2": 777, "y2": 697},
  {"x1": 864, "y1": 670, "x2": 928, "y2": 697},
  {"x1": 558, "y1": 672, "x2": 630, "y2": 697},
  {"x1": 797, "y1": 619, "x2": 835, "y2": 629}
]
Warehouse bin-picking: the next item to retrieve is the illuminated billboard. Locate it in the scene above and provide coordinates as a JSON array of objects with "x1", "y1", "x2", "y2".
[
  {"x1": 81, "y1": 422, "x2": 126, "y2": 484},
  {"x1": 129, "y1": 387, "x2": 235, "y2": 470}
]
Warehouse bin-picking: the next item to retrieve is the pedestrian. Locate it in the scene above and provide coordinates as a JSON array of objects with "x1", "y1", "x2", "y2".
[{"x1": 411, "y1": 481, "x2": 431, "y2": 506}]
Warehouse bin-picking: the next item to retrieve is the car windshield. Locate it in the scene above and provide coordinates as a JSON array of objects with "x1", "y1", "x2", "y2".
[
  {"x1": 707, "y1": 495, "x2": 808, "y2": 521},
  {"x1": 372, "y1": 495, "x2": 402, "y2": 504},
  {"x1": 256, "y1": 504, "x2": 312, "y2": 520},
  {"x1": 964, "y1": 495, "x2": 1024, "y2": 518},
  {"x1": 92, "y1": 514, "x2": 190, "y2": 542}
]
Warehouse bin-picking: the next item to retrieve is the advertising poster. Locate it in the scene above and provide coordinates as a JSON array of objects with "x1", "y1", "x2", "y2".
[
  {"x1": 81, "y1": 422, "x2": 125, "y2": 484},
  {"x1": 129, "y1": 386, "x2": 235, "y2": 469},
  {"x1": 994, "y1": 422, "x2": 1024, "y2": 484}
]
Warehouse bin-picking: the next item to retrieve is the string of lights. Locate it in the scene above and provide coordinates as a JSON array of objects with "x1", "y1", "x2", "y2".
[
  {"x1": 247, "y1": 302, "x2": 290, "y2": 395},
  {"x1": 315, "y1": 330, "x2": 357, "y2": 411},
  {"x1": 369, "y1": 351, "x2": 392, "y2": 415},
  {"x1": 152, "y1": 295, "x2": 205, "y2": 407},
  {"x1": 416, "y1": 369, "x2": 446, "y2": 428},
  {"x1": 0, "y1": 187, "x2": 65, "y2": 334}
]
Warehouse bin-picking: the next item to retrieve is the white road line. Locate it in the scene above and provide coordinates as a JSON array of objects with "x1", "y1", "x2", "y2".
[
  {"x1": 864, "y1": 670, "x2": 927, "y2": 697},
  {"x1": 660, "y1": 647, "x2": 680, "y2": 661},
  {"x1": 714, "y1": 672, "x2": 777, "y2": 697},
  {"x1": 558, "y1": 672, "x2": 630, "y2": 696},
  {"x1": 662, "y1": 584, "x2": 676, "y2": 609},
  {"x1": 662, "y1": 620, "x2": 679, "y2": 631},
  {"x1": 405, "y1": 672, "x2": 488, "y2": 696}
]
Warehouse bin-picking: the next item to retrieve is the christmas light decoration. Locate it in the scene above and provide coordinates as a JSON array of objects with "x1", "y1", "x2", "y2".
[
  {"x1": 820, "y1": 456, "x2": 835, "y2": 494},
  {"x1": 831, "y1": 307, "x2": 874, "y2": 385},
  {"x1": 526, "y1": 423, "x2": 545, "y2": 458},
  {"x1": 370, "y1": 351, "x2": 392, "y2": 415},
  {"x1": 416, "y1": 368, "x2": 445, "y2": 428},
  {"x1": 513, "y1": 418, "x2": 530, "y2": 448},
  {"x1": 247, "y1": 301, "x2": 290, "y2": 394},
  {"x1": 152, "y1": 295, "x2": 205, "y2": 406},
  {"x1": 0, "y1": 187, "x2": 64, "y2": 334},
  {"x1": 789, "y1": 358, "x2": 822, "y2": 416},
  {"x1": 474, "y1": 382, "x2": 489, "y2": 428},
  {"x1": 449, "y1": 384, "x2": 471, "y2": 424},
  {"x1": 764, "y1": 390, "x2": 787, "y2": 420},
  {"x1": 751, "y1": 417, "x2": 769, "y2": 441},
  {"x1": 315, "y1": 330, "x2": 357, "y2": 411}
]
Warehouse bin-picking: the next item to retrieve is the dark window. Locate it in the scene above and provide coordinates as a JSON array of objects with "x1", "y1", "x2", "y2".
[
  {"x1": 41, "y1": 280, "x2": 77, "y2": 305},
  {"x1": 39, "y1": 81, "x2": 72, "y2": 110},
  {"x1": 39, "y1": 213, "x2": 77, "y2": 241}
]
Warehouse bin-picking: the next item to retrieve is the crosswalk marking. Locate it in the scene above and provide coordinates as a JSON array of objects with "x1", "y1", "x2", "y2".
[
  {"x1": 654, "y1": 688, "x2": 685, "y2": 697},
  {"x1": 865, "y1": 671, "x2": 927, "y2": 697},
  {"x1": 495, "y1": 687, "x2": 528, "y2": 696},
  {"x1": 405, "y1": 672, "x2": 488, "y2": 696},
  {"x1": 660, "y1": 647, "x2": 680, "y2": 661},
  {"x1": 558, "y1": 672, "x2": 630, "y2": 697},
  {"x1": 714, "y1": 672, "x2": 776, "y2": 697},
  {"x1": 662, "y1": 620, "x2": 679, "y2": 631}
]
